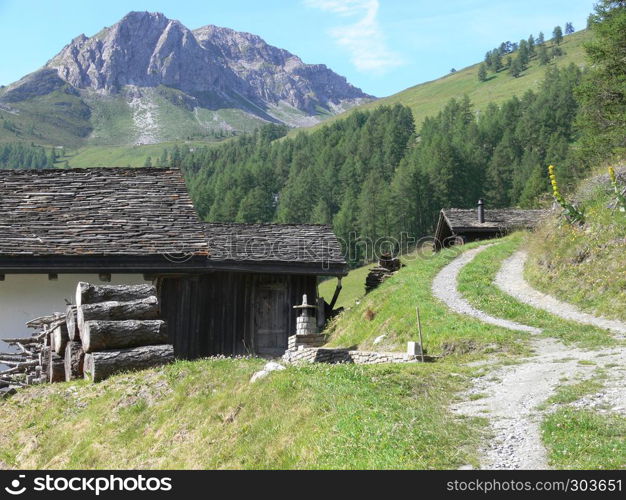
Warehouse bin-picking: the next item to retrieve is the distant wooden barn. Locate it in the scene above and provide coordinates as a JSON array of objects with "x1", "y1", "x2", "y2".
[
  {"x1": 434, "y1": 200, "x2": 547, "y2": 250},
  {"x1": 0, "y1": 168, "x2": 346, "y2": 358}
]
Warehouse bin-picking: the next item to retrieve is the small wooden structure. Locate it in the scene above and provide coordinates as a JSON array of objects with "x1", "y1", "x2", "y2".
[
  {"x1": 434, "y1": 200, "x2": 547, "y2": 250},
  {"x1": 365, "y1": 253, "x2": 402, "y2": 293},
  {"x1": 0, "y1": 168, "x2": 347, "y2": 362}
]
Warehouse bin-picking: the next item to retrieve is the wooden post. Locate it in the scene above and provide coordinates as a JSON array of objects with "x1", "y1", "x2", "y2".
[{"x1": 416, "y1": 307, "x2": 425, "y2": 363}]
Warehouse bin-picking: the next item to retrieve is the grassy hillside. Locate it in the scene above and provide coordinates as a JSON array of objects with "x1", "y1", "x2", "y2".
[
  {"x1": 322, "y1": 241, "x2": 531, "y2": 355},
  {"x1": 0, "y1": 87, "x2": 92, "y2": 148},
  {"x1": 57, "y1": 140, "x2": 229, "y2": 168},
  {"x1": 319, "y1": 264, "x2": 375, "y2": 310},
  {"x1": 526, "y1": 165, "x2": 626, "y2": 321},
  {"x1": 294, "y1": 30, "x2": 591, "y2": 136},
  {"x1": 457, "y1": 234, "x2": 617, "y2": 348},
  {"x1": 0, "y1": 357, "x2": 486, "y2": 469},
  {"x1": 1, "y1": 30, "x2": 590, "y2": 167}
]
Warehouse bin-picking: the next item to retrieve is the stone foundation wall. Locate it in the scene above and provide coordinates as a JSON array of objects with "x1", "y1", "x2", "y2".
[
  {"x1": 282, "y1": 346, "x2": 420, "y2": 365},
  {"x1": 287, "y1": 334, "x2": 326, "y2": 350}
]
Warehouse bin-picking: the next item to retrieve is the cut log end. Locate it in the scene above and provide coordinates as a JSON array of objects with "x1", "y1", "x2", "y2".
[
  {"x1": 66, "y1": 305, "x2": 78, "y2": 341},
  {"x1": 52, "y1": 324, "x2": 69, "y2": 355},
  {"x1": 48, "y1": 351, "x2": 64, "y2": 383},
  {"x1": 64, "y1": 341, "x2": 84, "y2": 381}
]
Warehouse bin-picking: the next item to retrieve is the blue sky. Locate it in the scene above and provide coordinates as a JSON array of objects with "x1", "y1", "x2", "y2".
[{"x1": 0, "y1": 0, "x2": 595, "y2": 97}]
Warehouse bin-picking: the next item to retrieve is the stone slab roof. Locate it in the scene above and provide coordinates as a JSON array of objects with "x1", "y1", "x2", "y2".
[
  {"x1": 204, "y1": 223, "x2": 346, "y2": 266},
  {"x1": 441, "y1": 208, "x2": 548, "y2": 232},
  {"x1": 0, "y1": 168, "x2": 209, "y2": 257}
]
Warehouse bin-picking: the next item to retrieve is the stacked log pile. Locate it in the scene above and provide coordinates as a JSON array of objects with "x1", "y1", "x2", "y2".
[
  {"x1": 1, "y1": 283, "x2": 174, "y2": 390},
  {"x1": 365, "y1": 253, "x2": 404, "y2": 293},
  {"x1": 75, "y1": 282, "x2": 174, "y2": 382},
  {"x1": 0, "y1": 313, "x2": 66, "y2": 391}
]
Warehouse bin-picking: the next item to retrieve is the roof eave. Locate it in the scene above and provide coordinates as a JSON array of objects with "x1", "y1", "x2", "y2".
[{"x1": 0, "y1": 255, "x2": 348, "y2": 277}]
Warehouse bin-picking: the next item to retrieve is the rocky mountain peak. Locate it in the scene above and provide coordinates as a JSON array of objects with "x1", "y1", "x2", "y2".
[
  {"x1": 1, "y1": 12, "x2": 374, "y2": 143},
  {"x1": 45, "y1": 12, "x2": 371, "y2": 108}
]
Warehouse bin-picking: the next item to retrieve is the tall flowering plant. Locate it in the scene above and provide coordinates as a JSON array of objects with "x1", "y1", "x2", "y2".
[
  {"x1": 608, "y1": 166, "x2": 626, "y2": 212},
  {"x1": 548, "y1": 165, "x2": 585, "y2": 224}
]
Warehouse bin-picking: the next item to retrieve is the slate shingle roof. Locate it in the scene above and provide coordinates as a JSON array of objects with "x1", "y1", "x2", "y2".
[
  {"x1": 204, "y1": 223, "x2": 346, "y2": 266},
  {"x1": 0, "y1": 168, "x2": 209, "y2": 257},
  {"x1": 441, "y1": 208, "x2": 548, "y2": 232}
]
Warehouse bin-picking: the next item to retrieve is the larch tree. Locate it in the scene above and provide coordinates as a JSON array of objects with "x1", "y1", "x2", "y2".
[{"x1": 576, "y1": 0, "x2": 626, "y2": 161}]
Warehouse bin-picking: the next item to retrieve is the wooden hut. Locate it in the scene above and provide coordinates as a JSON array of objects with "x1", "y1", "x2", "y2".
[
  {"x1": 434, "y1": 200, "x2": 547, "y2": 250},
  {"x1": 0, "y1": 168, "x2": 346, "y2": 358}
]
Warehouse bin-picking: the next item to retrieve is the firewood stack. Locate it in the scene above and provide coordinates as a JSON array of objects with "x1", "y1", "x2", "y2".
[
  {"x1": 1, "y1": 283, "x2": 175, "y2": 390},
  {"x1": 364, "y1": 253, "x2": 403, "y2": 294},
  {"x1": 0, "y1": 313, "x2": 65, "y2": 391},
  {"x1": 74, "y1": 282, "x2": 174, "y2": 382}
]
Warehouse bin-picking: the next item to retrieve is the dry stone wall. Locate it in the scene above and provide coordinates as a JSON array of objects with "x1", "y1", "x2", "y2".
[{"x1": 283, "y1": 346, "x2": 420, "y2": 365}]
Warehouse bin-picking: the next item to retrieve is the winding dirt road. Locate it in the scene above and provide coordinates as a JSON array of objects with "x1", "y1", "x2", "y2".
[{"x1": 433, "y1": 244, "x2": 625, "y2": 469}]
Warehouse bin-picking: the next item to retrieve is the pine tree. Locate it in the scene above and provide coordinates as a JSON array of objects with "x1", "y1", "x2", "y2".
[
  {"x1": 236, "y1": 187, "x2": 274, "y2": 223},
  {"x1": 553, "y1": 25, "x2": 563, "y2": 45},
  {"x1": 538, "y1": 44, "x2": 551, "y2": 65},
  {"x1": 509, "y1": 56, "x2": 523, "y2": 77},
  {"x1": 576, "y1": 0, "x2": 626, "y2": 161},
  {"x1": 491, "y1": 50, "x2": 503, "y2": 71},
  {"x1": 518, "y1": 39, "x2": 530, "y2": 66},
  {"x1": 478, "y1": 63, "x2": 488, "y2": 82},
  {"x1": 311, "y1": 199, "x2": 332, "y2": 225},
  {"x1": 333, "y1": 189, "x2": 360, "y2": 265},
  {"x1": 159, "y1": 148, "x2": 168, "y2": 168},
  {"x1": 528, "y1": 34, "x2": 536, "y2": 56},
  {"x1": 537, "y1": 31, "x2": 545, "y2": 45},
  {"x1": 565, "y1": 22, "x2": 575, "y2": 34},
  {"x1": 357, "y1": 170, "x2": 389, "y2": 249}
]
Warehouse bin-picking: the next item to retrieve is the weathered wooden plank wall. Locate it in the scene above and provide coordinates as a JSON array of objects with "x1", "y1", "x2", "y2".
[{"x1": 158, "y1": 272, "x2": 317, "y2": 359}]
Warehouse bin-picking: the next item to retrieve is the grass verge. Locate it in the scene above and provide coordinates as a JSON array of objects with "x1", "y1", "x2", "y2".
[
  {"x1": 525, "y1": 171, "x2": 626, "y2": 322},
  {"x1": 324, "y1": 241, "x2": 529, "y2": 356},
  {"x1": 540, "y1": 371, "x2": 625, "y2": 470},
  {"x1": 542, "y1": 410, "x2": 626, "y2": 469},
  {"x1": 0, "y1": 358, "x2": 485, "y2": 469},
  {"x1": 457, "y1": 234, "x2": 617, "y2": 349}
]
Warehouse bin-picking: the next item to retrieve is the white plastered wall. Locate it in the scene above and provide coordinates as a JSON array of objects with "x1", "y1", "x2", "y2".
[{"x1": 0, "y1": 274, "x2": 151, "y2": 341}]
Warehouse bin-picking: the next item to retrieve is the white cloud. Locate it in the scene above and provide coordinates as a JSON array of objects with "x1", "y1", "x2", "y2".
[{"x1": 305, "y1": 0, "x2": 404, "y2": 73}]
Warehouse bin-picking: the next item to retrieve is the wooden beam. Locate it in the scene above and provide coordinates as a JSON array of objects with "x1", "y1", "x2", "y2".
[{"x1": 0, "y1": 255, "x2": 348, "y2": 277}]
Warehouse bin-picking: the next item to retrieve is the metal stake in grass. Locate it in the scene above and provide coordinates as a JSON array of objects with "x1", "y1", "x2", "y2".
[{"x1": 416, "y1": 307, "x2": 425, "y2": 363}]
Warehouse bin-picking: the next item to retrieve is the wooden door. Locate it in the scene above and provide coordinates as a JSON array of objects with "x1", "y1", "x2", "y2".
[{"x1": 254, "y1": 280, "x2": 289, "y2": 356}]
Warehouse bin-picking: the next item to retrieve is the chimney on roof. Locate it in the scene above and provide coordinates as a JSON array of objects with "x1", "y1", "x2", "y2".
[{"x1": 477, "y1": 199, "x2": 485, "y2": 223}]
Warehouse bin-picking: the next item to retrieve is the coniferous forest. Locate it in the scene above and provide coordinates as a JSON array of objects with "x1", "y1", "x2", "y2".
[
  {"x1": 0, "y1": 142, "x2": 53, "y2": 169},
  {"x1": 171, "y1": 64, "x2": 583, "y2": 265}
]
